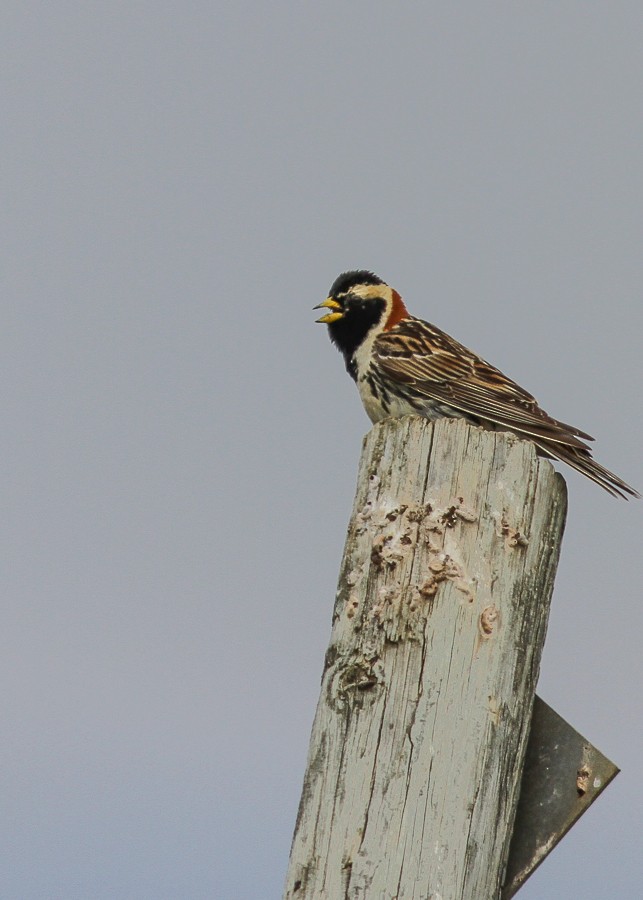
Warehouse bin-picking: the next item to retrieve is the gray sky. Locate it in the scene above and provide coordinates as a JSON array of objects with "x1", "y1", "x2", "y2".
[{"x1": 3, "y1": 3, "x2": 642, "y2": 898}]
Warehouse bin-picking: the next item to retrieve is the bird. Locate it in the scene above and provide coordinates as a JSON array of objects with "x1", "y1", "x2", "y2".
[{"x1": 314, "y1": 270, "x2": 639, "y2": 499}]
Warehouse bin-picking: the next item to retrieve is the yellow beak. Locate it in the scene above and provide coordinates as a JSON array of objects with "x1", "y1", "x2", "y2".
[{"x1": 313, "y1": 297, "x2": 344, "y2": 324}]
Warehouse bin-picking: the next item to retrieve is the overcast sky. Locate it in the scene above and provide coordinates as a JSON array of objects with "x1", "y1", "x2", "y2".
[{"x1": 3, "y1": 3, "x2": 642, "y2": 898}]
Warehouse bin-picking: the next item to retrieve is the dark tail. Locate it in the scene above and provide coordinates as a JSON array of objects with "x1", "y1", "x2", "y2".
[{"x1": 532, "y1": 439, "x2": 639, "y2": 500}]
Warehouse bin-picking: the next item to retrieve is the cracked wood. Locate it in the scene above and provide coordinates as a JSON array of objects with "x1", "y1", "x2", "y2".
[{"x1": 285, "y1": 417, "x2": 567, "y2": 900}]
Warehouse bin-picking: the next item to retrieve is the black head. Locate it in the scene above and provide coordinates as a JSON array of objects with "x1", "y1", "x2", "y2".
[
  {"x1": 314, "y1": 271, "x2": 389, "y2": 380},
  {"x1": 328, "y1": 270, "x2": 384, "y2": 299}
]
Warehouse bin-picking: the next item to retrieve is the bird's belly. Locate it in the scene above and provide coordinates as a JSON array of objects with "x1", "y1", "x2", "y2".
[
  {"x1": 357, "y1": 374, "x2": 454, "y2": 424},
  {"x1": 356, "y1": 377, "x2": 393, "y2": 423}
]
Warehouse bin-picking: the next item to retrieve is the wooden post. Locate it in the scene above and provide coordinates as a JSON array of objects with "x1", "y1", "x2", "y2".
[{"x1": 285, "y1": 417, "x2": 567, "y2": 900}]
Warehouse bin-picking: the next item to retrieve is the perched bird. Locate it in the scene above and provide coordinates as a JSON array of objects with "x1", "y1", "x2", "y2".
[{"x1": 315, "y1": 270, "x2": 638, "y2": 499}]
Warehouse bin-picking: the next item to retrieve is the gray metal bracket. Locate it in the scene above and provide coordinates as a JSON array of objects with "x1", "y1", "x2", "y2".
[{"x1": 503, "y1": 695, "x2": 619, "y2": 897}]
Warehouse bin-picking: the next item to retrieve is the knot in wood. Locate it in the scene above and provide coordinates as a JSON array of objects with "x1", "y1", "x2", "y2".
[{"x1": 480, "y1": 605, "x2": 500, "y2": 636}]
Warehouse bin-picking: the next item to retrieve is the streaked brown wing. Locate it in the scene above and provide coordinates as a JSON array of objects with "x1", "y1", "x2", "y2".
[{"x1": 375, "y1": 319, "x2": 594, "y2": 449}]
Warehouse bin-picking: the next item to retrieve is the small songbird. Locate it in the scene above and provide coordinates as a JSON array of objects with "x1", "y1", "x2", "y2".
[{"x1": 315, "y1": 270, "x2": 638, "y2": 499}]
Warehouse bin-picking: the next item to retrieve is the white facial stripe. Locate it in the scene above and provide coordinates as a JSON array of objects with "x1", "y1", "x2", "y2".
[
  {"x1": 347, "y1": 284, "x2": 395, "y2": 379},
  {"x1": 348, "y1": 283, "x2": 393, "y2": 303}
]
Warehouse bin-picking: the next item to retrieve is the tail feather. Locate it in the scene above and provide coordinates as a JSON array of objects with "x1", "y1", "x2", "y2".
[{"x1": 531, "y1": 439, "x2": 639, "y2": 500}]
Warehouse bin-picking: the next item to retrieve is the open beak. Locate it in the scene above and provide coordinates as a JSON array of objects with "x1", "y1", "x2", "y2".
[{"x1": 313, "y1": 297, "x2": 344, "y2": 324}]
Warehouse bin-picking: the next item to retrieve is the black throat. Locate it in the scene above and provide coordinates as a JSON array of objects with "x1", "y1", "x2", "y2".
[{"x1": 328, "y1": 297, "x2": 386, "y2": 381}]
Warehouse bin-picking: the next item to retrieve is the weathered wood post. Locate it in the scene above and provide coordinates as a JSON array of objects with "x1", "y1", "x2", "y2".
[{"x1": 285, "y1": 417, "x2": 567, "y2": 899}]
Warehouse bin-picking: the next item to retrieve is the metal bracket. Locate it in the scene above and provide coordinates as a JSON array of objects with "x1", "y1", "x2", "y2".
[{"x1": 503, "y1": 695, "x2": 619, "y2": 897}]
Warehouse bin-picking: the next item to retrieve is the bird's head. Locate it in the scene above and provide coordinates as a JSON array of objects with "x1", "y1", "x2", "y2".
[{"x1": 314, "y1": 271, "x2": 409, "y2": 364}]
